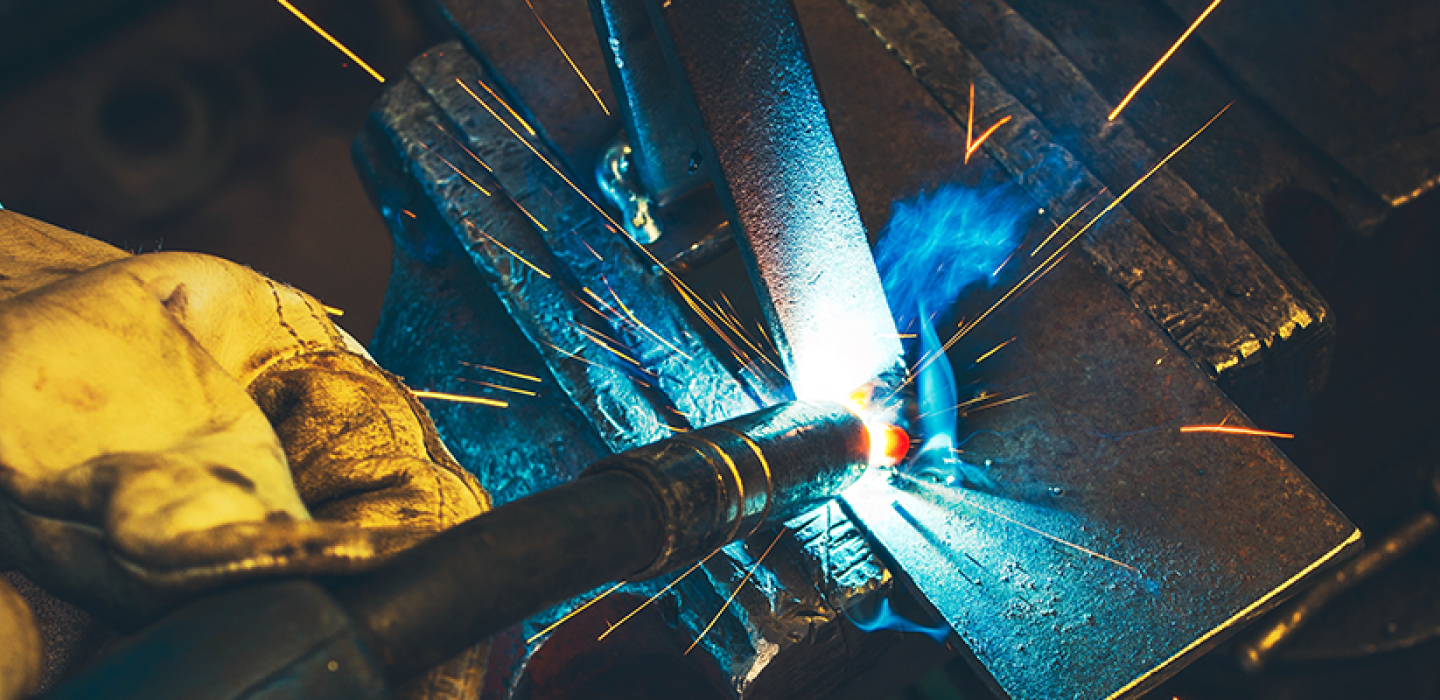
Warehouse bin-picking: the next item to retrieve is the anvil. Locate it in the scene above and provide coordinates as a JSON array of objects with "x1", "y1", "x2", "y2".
[{"x1": 354, "y1": 0, "x2": 1360, "y2": 697}]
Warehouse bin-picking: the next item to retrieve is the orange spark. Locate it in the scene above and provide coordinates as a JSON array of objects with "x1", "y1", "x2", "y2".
[
  {"x1": 434, "y1": 123, "x2": 494, "y2": 172},
  {"x1": 965, "y1": 392, "x2": 1032, "y2": 415},
  {"x1": 458, "y1": 378, "x2": 537, "y2": 397},
  {"x1": 526, "y1": 580, "x2": 628, "y2": 644},
  {"x1": 577, "y1": 326, "x2": 650, "y2": 371},
  {"x1": 454, "y1": 79, "x2": 622, "y2": 232},
  {"x1": 599, "y1": 548, "x2": 725, "y2": 641},
  {"x1": 579, "y1": 237, "x2": 605, "y2": 261},
  {"x1": 545, "y1": 342, "x2": 604, "y2": 368},
  {"x1": 321, "y1": 304, "x2": 344, "y2": 317},
  {"x1": 991, "y1": 247, "x2": 1017, "y2": 277},
  {"x1": 416, "y1": 141, "x2": 491, "y2": 196},
  {"x1": 896, "y1": 104, "x2": 1232, "y2": 397},
  {"x1": 914, "y1": 391, "x2": 993, "y2": 421},
  {"x1": 523, "y1": 0, "x2": 610, "y2": 116},
  {"x1": 473, "y1": 79, "x2": 537, "y2": 137},
  {"x1": 460, "y1": 362, "x2": 543, "y2": 383},
  {"x1": 412, "y1": 390, "x2": 508, "y2": 408},
  {"x1": 464, "y1": 223, "x2": 551, "y2": 279},
  {"x1": 511, "y1": 198, "x2": 549, "y2": 232},
  {"x1": 1109, "y1": 0, "x2": 1225, "y2": 121},
  {"x1": 452, "y1": 77, "x2": 741, "y2": 366},
  {"x1": 963, "y1": 82, "x2": 1011, "y2": 164},
  {"x1": 973, "y1": 337, "x2": 1015, "y2": 364},
  {"x1": 1031, "y1": 188, "x2": 1107, "y2": 257},
  {"x1": 671, "y1": 279, "x2": 787, "y2": 378},
  {"x1": 585, "y1": 284, "x2": 692, "y2": 361},
  {"x1": 1180, "y1": 425, "x2": 1294, "y2": 439},
  {"x1": 906, "y1": 476, "x2": 1140, "y2": 573},
  {"x1": 685, "y1": 529, "x2": 787, "y2": 655},
  {"x1": 966, "y1": 115, "x2": 1012, "y2": 164},
  {"x1": 274, "y1": 0, "x2": 385, "y2": 83},
  {"x1": 401, "y1": 209, "x2": 416, "y2": 218},
  {"x1": 957, "y1": 493, "x2": 1138, "y2": 572}
]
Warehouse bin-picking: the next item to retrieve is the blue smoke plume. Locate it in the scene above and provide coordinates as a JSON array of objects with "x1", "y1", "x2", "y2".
[
  {"x1": 874, "y1": 185, "x2": 1025, "y2": 330},
  {"x1": 876, "y1": 185, "x2": 1025, "y2": 486},
  {"x1": 848, "y1": 598, "x2": 951, "y2": 644}
]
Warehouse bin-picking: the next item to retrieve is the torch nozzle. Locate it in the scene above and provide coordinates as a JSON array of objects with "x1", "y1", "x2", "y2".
[{"x1": 583, "y1": 399, "x2": 869, "y2": 578}]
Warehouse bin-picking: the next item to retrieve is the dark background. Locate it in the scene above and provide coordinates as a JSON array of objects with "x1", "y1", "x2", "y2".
[
  {"x1": 1, "y1": 0, "x2": 1437, "y2": 698},
  {"x1": 0, "y1": 0, "x2": 428, "y2": 344}
]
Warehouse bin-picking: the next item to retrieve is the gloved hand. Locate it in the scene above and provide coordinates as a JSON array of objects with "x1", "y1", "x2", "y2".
[{"x1": 0, "y1": 211, "x2": 490, "y2": 699}]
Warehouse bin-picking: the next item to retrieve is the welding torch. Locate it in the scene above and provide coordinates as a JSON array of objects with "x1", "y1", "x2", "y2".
[{"x1": 45, "y1": 400, "x2": 870, "y2": 700}]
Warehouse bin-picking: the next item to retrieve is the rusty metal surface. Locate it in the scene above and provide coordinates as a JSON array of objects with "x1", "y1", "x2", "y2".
[
  {"x1": 844, "y1": 0, "x2": 1339, "y2": 427},
  {"x1": 798, "y1": 1, "x2": 1362, "y2": 697},
  {"x1": 1162, "y1": 0, "x2": 1440, "y2": 209},
  {"x1": 842, "y1": 253, "x2": 1359, "y2": 699}
]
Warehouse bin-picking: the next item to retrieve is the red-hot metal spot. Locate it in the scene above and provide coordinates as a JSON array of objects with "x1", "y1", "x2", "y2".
[{"x1": 868, "y1": 423, "x2": 910, "y2": 466}]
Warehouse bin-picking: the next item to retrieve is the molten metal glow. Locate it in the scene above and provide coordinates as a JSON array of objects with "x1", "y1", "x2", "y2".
[
  {"x1": 1180, "y1": 425, "x2": 1294, "y2": 439},
  {"x1": 524, "y1": 0, "x2": 610, "y2": 116},
  {"x1": 273, "y1": 0, "x2": 385, "y2": 83},
  {"x1": 411, "y1": 390, "x2": 507, "y2": 408},
  {"x1": 867, "y1": 422, "x2": 910, "y2": 467},
  {"x1": 1108, "y1": 0, "x2": 1225, "y2": 121}
]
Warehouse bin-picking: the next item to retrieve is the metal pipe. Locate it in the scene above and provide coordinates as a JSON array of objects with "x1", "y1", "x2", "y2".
[
  {"x1": 589, "y1": 0, "x2": 709, "y2": 207},
  {"x1": 46, "y1": 400, "x2": 868, "y2": 698},
  {"x1": 340, "y1": 399, "x2": 866, "y2": 681}
]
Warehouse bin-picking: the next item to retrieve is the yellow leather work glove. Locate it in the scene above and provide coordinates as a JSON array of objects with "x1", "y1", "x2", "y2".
[{"x1": 0, "y1": 211, "x2": 490, "y2": 699}]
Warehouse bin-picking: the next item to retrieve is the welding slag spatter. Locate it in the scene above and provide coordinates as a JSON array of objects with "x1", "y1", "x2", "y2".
[{"x1": 47, "y1": 400, "x2": 874, "y2": 700}]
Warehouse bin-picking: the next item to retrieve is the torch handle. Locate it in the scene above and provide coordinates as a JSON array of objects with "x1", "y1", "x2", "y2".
[
  {"x1": 44, "y1": 401, "x2": 868, "y2": 698},
  {"x1": 334, "y1": 470, "x2": 663, "y2": 681}
]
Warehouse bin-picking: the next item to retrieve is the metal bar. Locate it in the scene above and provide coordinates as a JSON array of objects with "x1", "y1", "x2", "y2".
[{"x1": 643, "y1": 0, "x2": 905, "y2": 405}]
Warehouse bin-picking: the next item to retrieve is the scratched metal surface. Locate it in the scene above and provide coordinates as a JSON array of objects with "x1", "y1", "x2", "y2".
[
  {"x1": 842, "y1": 0, "x2": 1344, "y2": 431},
  {"x1": 783, "y1": 1, "x2": 1365, "y2": 697},
  {"x1": 357, "y1": 35, "x2": 897, "y2": 698},
  {"x1": 362, "y1": 0, "x2": 1365, "y2": 696},
  {"x1": 841, "y1": 249, "x2": 1358, "y2": 700}
]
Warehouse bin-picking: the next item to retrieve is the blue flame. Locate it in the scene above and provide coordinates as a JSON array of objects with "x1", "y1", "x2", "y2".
[
  {"x1": 848, "y1": 598, "x2": 951, "y2": 644},
  {"x1": 874, "y1": 185, "x2": 1025, "y2": 330},
  {"x1": 876, "y1": 185, "x2": 1024, "y2": 483}
]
